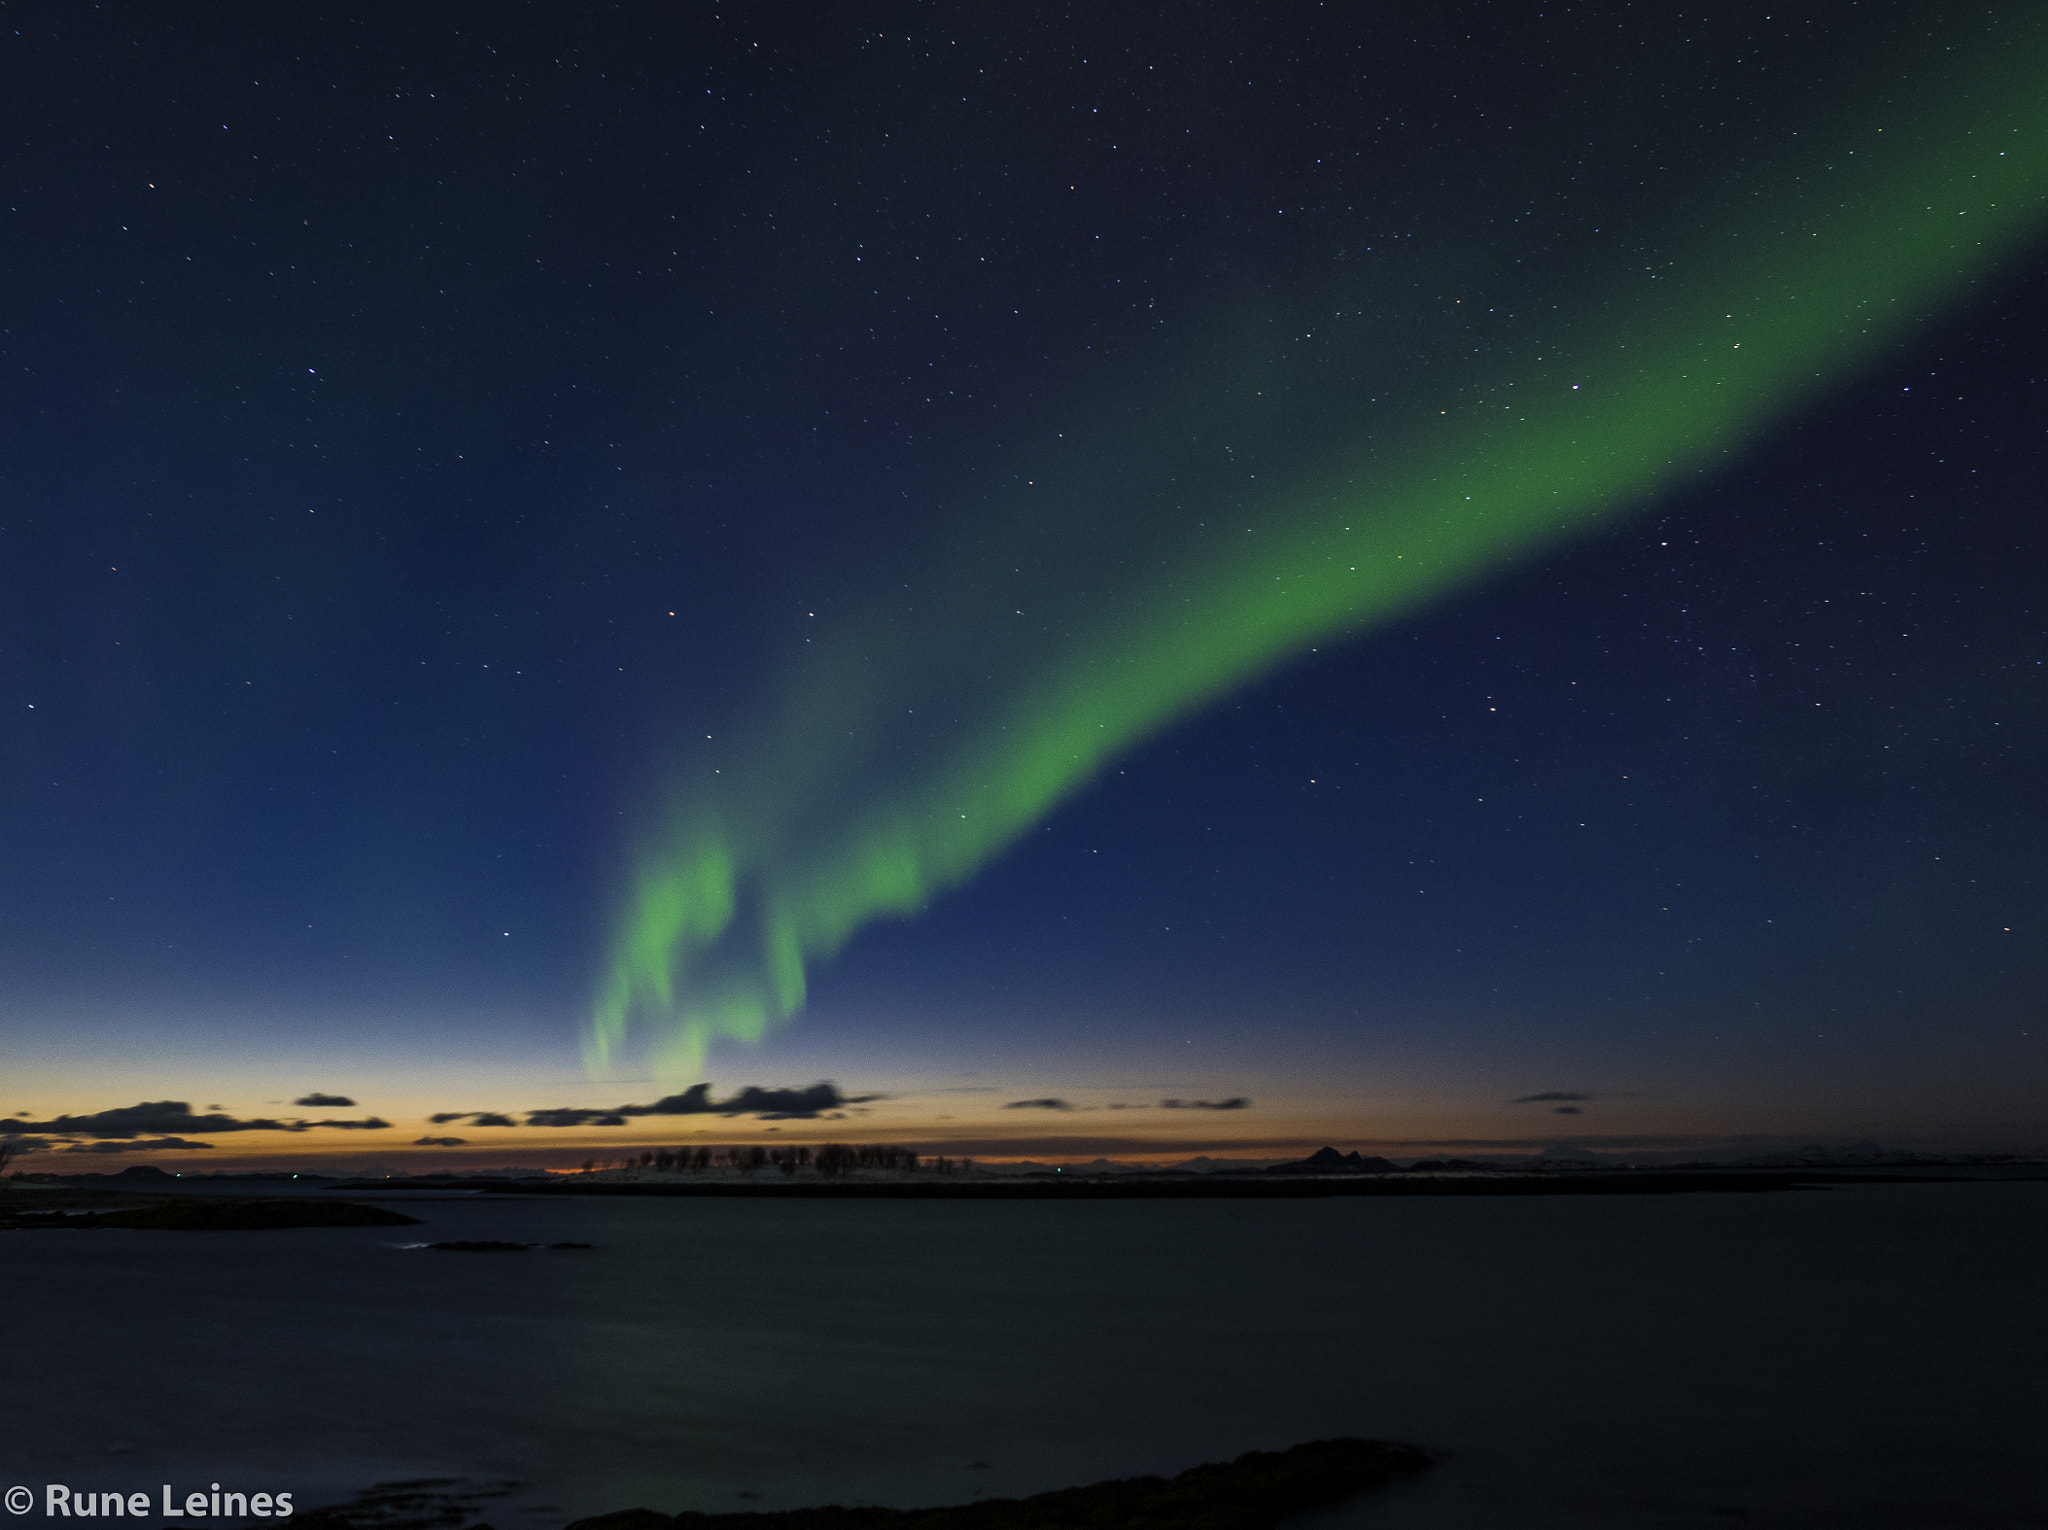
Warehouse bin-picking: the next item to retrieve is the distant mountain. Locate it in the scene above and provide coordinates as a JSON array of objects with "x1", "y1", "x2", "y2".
[
  {"x1": 1267, "y1": 1147, "x2": 1398, "y2": 1174},
  {"x1": 1169, "y1": 1156, "x2": 1291, "y2": 1174}
]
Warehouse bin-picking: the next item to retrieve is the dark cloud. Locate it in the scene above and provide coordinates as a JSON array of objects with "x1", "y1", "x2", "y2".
[
  {"x1": 471, "y1": 1113, "x2": 517, "y2": 1128},
  {"x1": 427, "y1": 1112, "x2": 470, "y2": 1124},
  {"x1": 619, "y1": 1083, "x2": 715, "y2": 1116},
  {"x1": 516, "y1": 1082, "x2": 855, "y2": 1127},
  {"x1": 1553, "y1": 1106, "x2": 1583, "y2": 1115},
  {"x1": 294, "y1": 1093, "x2": 355, "y2": 1108},
  {"x1": 618, "y1": 1082, "x2": 855, "y2": 1118},
  {"x1": 705, "y1": 1084, "x2": 849, "y2": 1118},
  {"x1": 1512, "y1": 1092, "x2": 1591, "y2": 1104},
  {"x1": 526, "y1": 1109, "x2": 627, "y2": 1128},
  {"x1": 413, "y1": 1136, "x2": 466, "y2": 1147},
  {"x1": 2, "y1": 1102, "x2": 282, "y2": 1137},
  {"x1": 1160, "y1": 1097, "x2": 1251, "y2": 1111},
  {"x1": 1003, "y1": 1098, "x2": 1074, "y2": 1111},
  {"x1": 0, "y1": 1101, "x2": 389, "y2": 1139},
  {"x1": 61, "y1": 1137, "x2": 215, "y2": 1154}
]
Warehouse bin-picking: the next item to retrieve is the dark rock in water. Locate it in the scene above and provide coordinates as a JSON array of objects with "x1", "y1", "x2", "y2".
[
  {"x1": 425, "y1": 1241, "x2": 531, "y2": 1252},
  {"x1": 563, "y1": 1437, "x2": 1428, "y2": 1530},
  {"x1": 419, "y1": 1240, "x2": 595, "y2": 1252},
  {"x1": 6, "y1": 1198, "x2": 419, "y2": 1231}
]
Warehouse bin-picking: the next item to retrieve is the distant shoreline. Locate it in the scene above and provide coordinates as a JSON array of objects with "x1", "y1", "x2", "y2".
[{"x1": 460, "y1": 1170, "x2": 1907, "y2": 1199}]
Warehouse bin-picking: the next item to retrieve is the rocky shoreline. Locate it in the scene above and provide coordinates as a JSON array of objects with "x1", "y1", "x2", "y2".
[
  {"x1": 286, "y1": 1439, "x2": 1429, "y2": 1530},
  {"x1": 0, "y1": 1189, "x2": 418, "y2": 1230},
  {"x1": 489, "y1": 1169, "x2": 1827, "y2": 1199}
]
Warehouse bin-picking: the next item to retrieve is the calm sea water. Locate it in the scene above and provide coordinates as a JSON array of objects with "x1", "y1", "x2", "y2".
[{"x1": 7, "y1": 1181, "x2": 2045, "y2": 1528}]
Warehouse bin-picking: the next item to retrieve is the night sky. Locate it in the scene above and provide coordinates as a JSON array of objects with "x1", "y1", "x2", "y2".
[{"x1": 4, "y1": 3, "x2": 2044, "y2": 1169}]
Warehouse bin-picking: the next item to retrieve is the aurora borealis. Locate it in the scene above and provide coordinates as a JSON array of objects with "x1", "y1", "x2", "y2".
[
  {"x1": 593, "y1": 36, "x2": 2048, "y2": 1082},
  {"x1": 4, "y1": 4, "x2": 2047, "y2": 1166}
]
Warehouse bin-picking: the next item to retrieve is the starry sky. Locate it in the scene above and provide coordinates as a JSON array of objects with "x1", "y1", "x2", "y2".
[{"x1": 3, "y1": 3, "x2": 2044, "y2": 1169}]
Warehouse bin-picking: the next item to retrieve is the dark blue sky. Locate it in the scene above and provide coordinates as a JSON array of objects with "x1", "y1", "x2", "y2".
[{"x1": 3, "y1": 2, "x2": 2042, "y2": 1161}]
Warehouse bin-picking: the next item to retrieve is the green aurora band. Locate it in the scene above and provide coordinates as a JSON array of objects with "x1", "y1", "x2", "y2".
[{"x1": 590, "y1": 35, "x2": 2048, "y2": 1082}]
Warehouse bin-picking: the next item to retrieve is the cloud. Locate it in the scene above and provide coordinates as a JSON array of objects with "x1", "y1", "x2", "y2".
[
  {"x1": 1553, "y1": 1106, "x2": 1583, "y2": 1115},
  {"x1": 413, "y1": 1136, "x2": 467, "y2": 1147},
  {"x1": 622, "y1": 1082, "x2": 858, "y2": 1118},
  {"x1": 1160, "y1": 1097, "x2": 1251, "y2": 1111},
  {"x1": 1003, "y1": 1098, "x2": 1074, "y2": 1111},
  {"x1": 619, "y1": 1083, "x2": 715, "y2": 1116},
  {"x1": 514, "y1": 1082, "x2": 857, "y2": 1127},
  {"x1": 294, "y1": 1093, "x2": 355, "y2": 1108},
  {"x1": 706, "y1": 1084, "x2": 854, "y2": 1118},
  {"x1": 0, "y1": 1101, "x2": 390, "y2": 1139},
  {"x1": 1512, "y1": 1092, "x2": 1591, "y2": 1104},
  {"x1": 470, "y1": 1112, "x2": 517, "y2": 1127},
  {"x1": 60, "y1": 1137, "x2": 215, "y2": 1154}
]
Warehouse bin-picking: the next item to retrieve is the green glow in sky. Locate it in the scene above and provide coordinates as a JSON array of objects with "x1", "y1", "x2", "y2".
[{"x1": 591, "y1": 38, "x2": 2048, "y2": 1082}]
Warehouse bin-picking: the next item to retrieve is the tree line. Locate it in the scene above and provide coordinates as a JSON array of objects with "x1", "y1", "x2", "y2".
[{"x1": 578, "y1": 1144, "x2": 969, "y2": 1177}]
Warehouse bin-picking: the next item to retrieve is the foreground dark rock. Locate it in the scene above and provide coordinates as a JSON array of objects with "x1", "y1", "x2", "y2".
[
  {"x1": 563, "y1": 1438, "x2": 1428, "y2": 1530},
  {"x1": 286, "y1": 1476, "x2": 518, "y2": 1530},
  {"x1": 2, "y1": 1197, "x2": 419, "y2": 1230}
]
